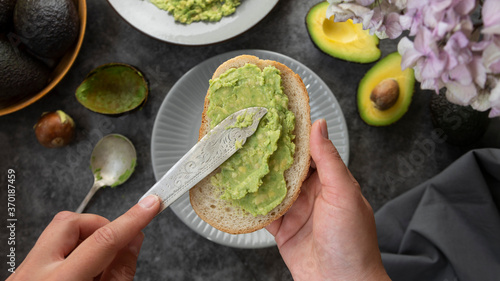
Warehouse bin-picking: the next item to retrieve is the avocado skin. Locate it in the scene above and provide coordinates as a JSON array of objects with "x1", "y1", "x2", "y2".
[
  {"x1": 306, "y1": 1, "x2": 380, "y2": 64},
  {"x1": 0, "y1": 38, "x2": 50, "y2": 104},
  {"x1": 0, "y1": 0, "x2": 16, "y2": 32},
  {"x1": 14, "y1": 0, "x2": 79, "y2": 58},
  {"x1": 430, "y1": 92, "x2": 490, "y2": 146}
]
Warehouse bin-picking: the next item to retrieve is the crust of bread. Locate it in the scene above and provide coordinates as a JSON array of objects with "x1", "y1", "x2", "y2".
[{"x1": 189, "y1": 55, "x2": 311, "y2": 234}]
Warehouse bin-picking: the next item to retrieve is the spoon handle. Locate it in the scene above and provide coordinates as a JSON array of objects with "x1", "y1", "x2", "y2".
[{"x1": 75, "y1": 181, "x2": 103, "y2": 213}]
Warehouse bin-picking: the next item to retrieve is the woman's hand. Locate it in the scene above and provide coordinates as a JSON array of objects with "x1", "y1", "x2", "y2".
[
  {"x1": 7, "y1": 195, "x2": 161, "y2": 281},
  {"x1": 266, "y1": 119, "x2": 390, "y2": 281}
]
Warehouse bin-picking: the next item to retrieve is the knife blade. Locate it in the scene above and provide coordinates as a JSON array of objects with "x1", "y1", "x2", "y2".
[{"x1": 140, "y1": 106, "x2": 268, "y2": 213}]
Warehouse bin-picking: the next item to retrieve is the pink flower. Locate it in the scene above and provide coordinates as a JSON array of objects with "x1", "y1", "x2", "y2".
[
  {"x1": 483, "y1": 39, "x2": 500, "y2": 74},
  {"x1": 327, "y1": 0, "x2": 500, "y2": 117},
  {"x1": 443, "y1": 31, "x2": 471, "y2": 71},
  {"x1": 482, "y1": 0, "x2": 500, "y2": 35}
]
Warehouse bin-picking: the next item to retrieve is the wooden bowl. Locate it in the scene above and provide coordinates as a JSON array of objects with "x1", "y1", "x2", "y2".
[{"x1": 0, "y1": 0, "x2": 87, "y2": 116}]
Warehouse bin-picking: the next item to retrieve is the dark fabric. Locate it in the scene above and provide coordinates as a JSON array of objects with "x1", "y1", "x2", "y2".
[{"x1": 375, "y1": 149, "x2": 500, "y2": 281}]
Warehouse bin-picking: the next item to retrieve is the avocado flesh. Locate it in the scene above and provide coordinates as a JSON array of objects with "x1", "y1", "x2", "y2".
[
  {"x1": 0, "y1": 38, "x2": 50, "y2": 105},
  {"x1": 0, "y1": 0, "x2": 16, "y2": 32},
  {"x1": 14, "y1": 0, "x2": 79, "y2": 58},
  {"x1": 357, "y1": 52, "x2": 415, "y2": 126},
  {"x1": 306, "y1": 1, "x2": 380, "y2": 63},
  {"x1": 75, "y1": 64, "x2": 148, "y2": 115}
]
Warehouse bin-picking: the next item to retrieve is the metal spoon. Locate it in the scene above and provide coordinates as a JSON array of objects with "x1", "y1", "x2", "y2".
[{"x1": 75, "y1": 134, "x2": 137, "y2": 213}]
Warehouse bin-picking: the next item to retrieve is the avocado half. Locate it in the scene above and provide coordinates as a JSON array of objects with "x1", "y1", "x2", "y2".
[
  {"x1": 358, "y1": 52, "x2": 415, "y2": 126},
  {"x1": 306, "y1": 1, "x2": 381, "y2": 63},
  {"x1": 76, "y1": 63, "x2": 148, "y2": 115}
]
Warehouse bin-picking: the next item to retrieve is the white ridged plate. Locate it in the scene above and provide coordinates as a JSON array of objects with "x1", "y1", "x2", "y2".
[
  {"x1": 107, "y1": 0, "x2": 279, "y2": 45},
  {"x1": 151, "y1": 50, "x2": 349, "y2": 248}
]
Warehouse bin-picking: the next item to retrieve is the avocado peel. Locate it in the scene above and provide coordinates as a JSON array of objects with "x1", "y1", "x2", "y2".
[
  {"x1": 430, "y1": 92, "x2": 490, "y2": 146},
  {"x1": 306, "y1": 1, "x2": 381, "y2": 63},
  {"x1": 14, "y1": 0, "x2": 80, "y2": 59},
  {"x1": 75, "y1": 63, "x2": 148, "y2": 115},
  {"x1": 358, "y1": 52, "x2": 415, "y2": 126}
]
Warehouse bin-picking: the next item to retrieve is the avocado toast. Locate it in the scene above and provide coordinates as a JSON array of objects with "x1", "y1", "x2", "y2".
[{"x1": 189, "y1": 55, "x2": 311, "y2": 234}]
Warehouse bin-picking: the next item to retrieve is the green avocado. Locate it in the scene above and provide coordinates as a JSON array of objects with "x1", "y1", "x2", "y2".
[
  {"x1": 358, "y1": 52, "x2": 415, "y2": 126},
  {"x1": 430, "y1": 92, "x2": 490, "y2": 146},
  {"x1": 306, "y1": 1, "x2": 381, "y2": 63},
  {"x1": 14, "y1": 0, "x2": 79, "y2": 58},
  {"x1": 207, "y1": 64, "x2": 295, "y2": 217},
  {"x1": 0, "y1": 38, "x2": 50, "y2": 105},
  {"x1": 0, "y1": 0, "x2": 16, "y2": 33}
]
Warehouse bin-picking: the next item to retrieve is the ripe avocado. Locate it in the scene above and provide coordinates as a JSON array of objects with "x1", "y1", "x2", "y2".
[
  {"x1": 357, "y1": 52, "x2": 415, "y2": 126},
  {"x1": 0, "y1": 38, "x2": 50, "y2": 104},
  {"x1": 0, "y1": 0, "x2": 16, "y2": 32},
  {"x1": 14, "y1": 0, "x2": 79, "y2": 58},
  {"x1": 430, "y1": 92, "x2": 490, "y2": 146},
  {"x1": 306, "y1": 1, "x2": 381, "y2": 63}
]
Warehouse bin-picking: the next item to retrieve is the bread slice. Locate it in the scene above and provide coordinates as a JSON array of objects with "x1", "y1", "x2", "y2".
[{"x1": 189, "y1": 55, "x2": 311, "y2": 234}]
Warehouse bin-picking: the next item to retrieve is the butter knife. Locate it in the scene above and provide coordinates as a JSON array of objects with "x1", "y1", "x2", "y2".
[{"x1": 139, "y1": 107, "x2": 268, "y2": 213}]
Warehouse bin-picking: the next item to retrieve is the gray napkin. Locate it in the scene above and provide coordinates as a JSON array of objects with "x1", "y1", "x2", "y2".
[{"x1": 375, "y1": 149, "x2": 500, "y2": 281}]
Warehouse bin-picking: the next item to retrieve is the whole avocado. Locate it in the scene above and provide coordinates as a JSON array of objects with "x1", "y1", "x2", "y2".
[
  {"x1": 430, "y1": 92, "x2": 490, "y2": 146},
  {"x1": 14, "y1": 0, "x2": 79, "y2": 58},
  {"x1": 0, "y1": 38, "x2": 50, "y2": 104},
  {"x1": 0, "y1": 0, "x2": 16, "y2": 32}
]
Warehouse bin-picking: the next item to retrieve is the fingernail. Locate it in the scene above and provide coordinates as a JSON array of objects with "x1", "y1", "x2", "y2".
[
  {"x1": 128, "y1": 232, "x2": 144, "y2": 257},
  {"x1": 319, "y1": 119, "x2": 329, "y2": 139},
  {"x1": 139, "y1": 195, "x2": 159, "y2": 209}
]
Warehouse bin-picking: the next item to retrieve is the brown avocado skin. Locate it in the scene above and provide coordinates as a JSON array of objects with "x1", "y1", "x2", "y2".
[
  {"x1": 0, "y1": 0, "x2": 16, "y2": 32},
  {"x1": 14, "y1": 0, "x2": 79, "y2": 58},
  {"x1": 0, "y1": 38, "x2": 50, "y2": 104},
  {"x1": 430, "y1": 92, "x2": 490, "y2": 146}
]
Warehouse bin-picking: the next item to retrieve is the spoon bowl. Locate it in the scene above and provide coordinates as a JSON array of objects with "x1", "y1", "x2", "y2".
[{"x1": 76, "y1": 134, "x2": 137, "y2": 213}]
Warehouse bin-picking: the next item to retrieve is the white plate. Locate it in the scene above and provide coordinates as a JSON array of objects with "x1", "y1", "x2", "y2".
[
  {"x1": 151, "y1": 50, "x2": 349, "y2": 248},
  {"x1": 107, "y1": 0, "x2": 279, "y2": 45}
]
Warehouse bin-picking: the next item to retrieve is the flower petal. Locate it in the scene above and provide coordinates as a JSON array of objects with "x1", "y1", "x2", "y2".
[
  {"x1": 488, "y1": 81, "x2": 500, "y2": 117},
  {"x1": 482, "y1": 0, "x2": 500, "y2": 29},
  {"x1": 483, "y1": 41, "x2": 500, "y2": 74},
  {"x1": 398, "y1": 37, "x2": 422, "y2": 69},
  {"x1": 453, "y1": 0, "x2": 476, "y2": 15},
  {"x1": 445, "y1": 81, "x2": 477, "y2": 105}
]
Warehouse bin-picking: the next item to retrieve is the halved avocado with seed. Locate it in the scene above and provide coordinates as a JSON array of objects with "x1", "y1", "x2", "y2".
[
  {"x1": 358, "y1": 52, "x2": 415, "y2": 126},
  {"x1": 306, "y1": 1, "x2": 381, "y2": 63},
  {"x1": 76, "y1": 63, "x2": 148, "y2": 115}
]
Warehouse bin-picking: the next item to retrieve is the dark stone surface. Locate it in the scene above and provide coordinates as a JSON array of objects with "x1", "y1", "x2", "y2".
[{"x1": 0, "y1": 0, "x2": 499, "y2": 280}]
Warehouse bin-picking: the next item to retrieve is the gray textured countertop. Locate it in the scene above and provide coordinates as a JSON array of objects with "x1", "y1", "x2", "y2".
[{"x1": 1, "y1": 0, "x2": 499, "y2": 280}]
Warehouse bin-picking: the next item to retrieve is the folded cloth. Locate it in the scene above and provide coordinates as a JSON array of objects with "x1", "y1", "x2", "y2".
[{"x1": 375, "y1": 148, "x2": 500, "y2": 281}]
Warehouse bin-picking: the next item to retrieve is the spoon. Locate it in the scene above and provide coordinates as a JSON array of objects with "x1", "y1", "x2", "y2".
[{"x1": 75, "y1": 134, "x2": 137, "y2": 213}]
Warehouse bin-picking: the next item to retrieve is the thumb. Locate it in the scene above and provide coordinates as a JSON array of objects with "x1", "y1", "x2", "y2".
[
  {"x1": 310, "y1": 120, "x2": 360, "y2": 199},
  {"x1": 61, "y1": 195, "x2": 161, "y2": 279}
]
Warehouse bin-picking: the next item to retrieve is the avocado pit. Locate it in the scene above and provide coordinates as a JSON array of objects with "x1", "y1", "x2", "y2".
[
  {"x1": 34, "y1": 110, "x2": 75, "y2": 148},
  {"x1": 370, "y1": 78, "x2": 399, "y2": 111}
]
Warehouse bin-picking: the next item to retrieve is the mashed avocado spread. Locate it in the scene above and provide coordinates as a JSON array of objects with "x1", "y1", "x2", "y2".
[
  {"x1": 207, "y1": 64, "x2": 295, "y2": 216},
  {"x1": 151, "y1": 0, "x2": 240, "y2": 24}
]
